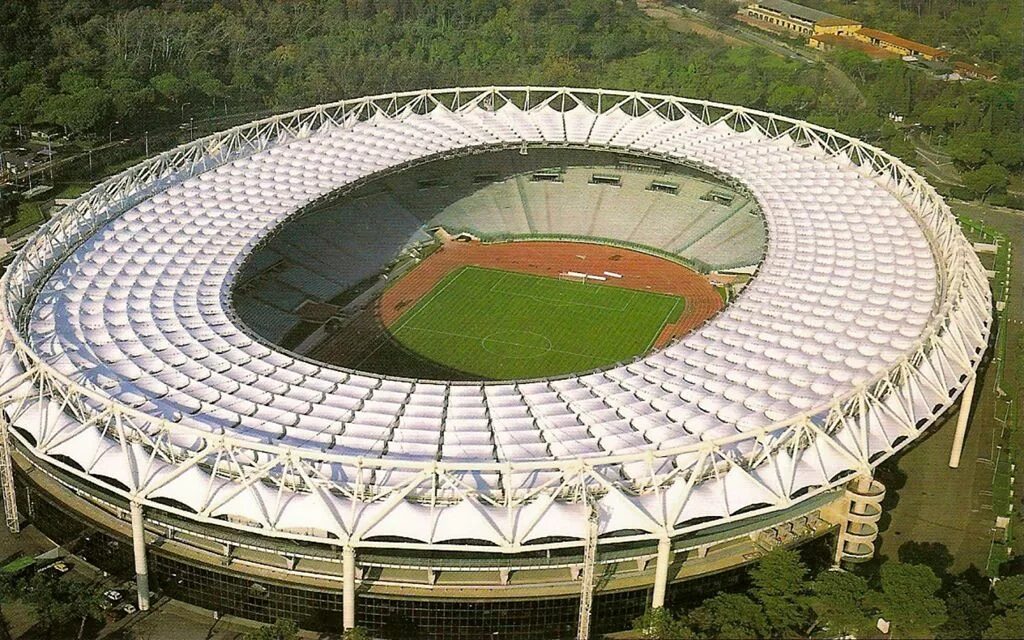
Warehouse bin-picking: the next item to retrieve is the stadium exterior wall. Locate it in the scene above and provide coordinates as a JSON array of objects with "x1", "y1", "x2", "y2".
[{"x1": 12, "y1": 445, "x2": 842, "y2": 638}]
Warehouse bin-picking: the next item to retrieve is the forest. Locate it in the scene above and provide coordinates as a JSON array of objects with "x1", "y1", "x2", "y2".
[
  {"x1": 0, "y1": 0, "x2": 1020, "y2": 202},
  {"x1": 631, "y1": 547, "x2": 1024, "y2": 640}
]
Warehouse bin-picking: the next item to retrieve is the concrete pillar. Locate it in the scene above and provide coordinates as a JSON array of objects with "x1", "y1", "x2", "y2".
[
  {"x1": 650, "y1": 537, "x2": 672, "y2": 609},
  {"x1": 130, "y1": 501, "x2": 150, "y2": 611},
  {"x1": 342, "y1": 545, "x2": 356, "y2": 630},
  {"x1": 949, "y1": 375, "x2": 976, "y2": 468}
]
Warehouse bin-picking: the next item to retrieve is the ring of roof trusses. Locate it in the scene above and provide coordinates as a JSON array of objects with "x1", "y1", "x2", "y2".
[{"x1": 0, "y1": 88, "x2": 991, "y2": 550}]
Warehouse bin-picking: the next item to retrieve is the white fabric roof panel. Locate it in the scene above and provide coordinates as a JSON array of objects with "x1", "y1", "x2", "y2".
[{"x1": 0, "y1": 88, "x2": 990, "y2": 550}]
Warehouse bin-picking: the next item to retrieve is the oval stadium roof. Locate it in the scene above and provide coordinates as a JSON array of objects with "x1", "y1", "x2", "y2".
[{"x1": 0, "y1": 87, "x2": 991, "y2": 551}]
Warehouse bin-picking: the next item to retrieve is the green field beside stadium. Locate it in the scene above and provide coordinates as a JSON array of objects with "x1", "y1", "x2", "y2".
[{"x1": 388, "y1": 266, "x2": 684, "y2": 379}]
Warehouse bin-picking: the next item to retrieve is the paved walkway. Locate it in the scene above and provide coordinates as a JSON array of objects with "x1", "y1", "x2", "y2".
[
  {"x1": 877, "y1": 201, "x2": 1022, "y2": 573},
  {"x1": 0, "y1": 524, "x2": 291, "y2": 640}
]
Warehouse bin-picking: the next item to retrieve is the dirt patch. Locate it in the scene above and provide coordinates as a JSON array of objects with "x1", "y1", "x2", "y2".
[{"x1": 377, "y1": 240, "x2": 723, "y2": 348}]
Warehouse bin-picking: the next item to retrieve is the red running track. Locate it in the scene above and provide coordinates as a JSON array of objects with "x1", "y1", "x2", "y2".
[{"x1": 377, "y1": 240, "x2": 723, "y2": 349}]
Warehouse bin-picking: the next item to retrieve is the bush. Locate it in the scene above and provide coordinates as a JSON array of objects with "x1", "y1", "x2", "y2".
[
  {"x1": 948, "y1": 185, "x2": 979, "y2": 201},
  {"x1": 989, "y1": 193, "x2": 1024, "y2": 210}
]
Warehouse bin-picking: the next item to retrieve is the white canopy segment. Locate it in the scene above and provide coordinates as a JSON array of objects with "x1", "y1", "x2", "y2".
[{"x1": 0, "y1": 88, "x2": 991, "y2": 552}]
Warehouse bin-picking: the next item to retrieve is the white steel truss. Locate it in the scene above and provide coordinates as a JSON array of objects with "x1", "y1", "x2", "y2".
[{"x1": 0, "y1": 88, "x2": 991, "y2": 558}]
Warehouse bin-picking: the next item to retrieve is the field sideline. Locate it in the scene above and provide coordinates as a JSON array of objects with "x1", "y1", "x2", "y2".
[{"x1": 387, "y1": 266, "x2": 685, "y2": 379}]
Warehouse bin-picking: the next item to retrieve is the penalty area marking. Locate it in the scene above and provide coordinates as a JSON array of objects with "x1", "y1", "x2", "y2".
[
  {"x1": 396, "y1": 325, "x2": 603, "y2": 362},
  {"x1": 485, "y1": 267, "x2": 639, "y2": 312}
]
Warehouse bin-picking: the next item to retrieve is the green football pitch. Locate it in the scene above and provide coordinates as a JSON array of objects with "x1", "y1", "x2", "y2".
[{"x1": 387, "y1": 266, "x2": 684, "y2": 379}]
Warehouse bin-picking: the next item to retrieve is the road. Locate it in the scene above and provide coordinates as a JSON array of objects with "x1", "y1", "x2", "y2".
[
  {"x1": 1, "y1": 139, "x2": 126, "y2": 189},
  {"x1": 909, "y1": 130, "x2": 964, "y2": 186},
  {"x1": 637, "y1": 1, "x2": 867, "y2": 108},
  {"x1": 2, "y1": 108, "x2": 277, "y2": 190},
  {"x1": 876, "y1": 201, "x2": 1021, "y2": 572}
]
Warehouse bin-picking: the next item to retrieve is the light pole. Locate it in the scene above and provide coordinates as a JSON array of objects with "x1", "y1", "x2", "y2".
[
  {"x1": 180, "y1": 103, "x2": 192, "y2": 143},
  {"x1": 144, "y1": 130, "x2": 149, "y2": 156}
]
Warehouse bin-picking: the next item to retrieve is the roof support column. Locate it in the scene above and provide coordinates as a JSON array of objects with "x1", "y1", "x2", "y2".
[
  {"x1": 0, "y1": 414, "x2": 19, "y2": 533},
  {"x1": 948, "y1": 374, "x2": 976, "y2": 468},
  {"x1": 343, "y1": 544, "x2": 356, "y2": 630},
  {"x1": 576, "y1": 507, "x2": 599, "y2": 640},
  {"x1": 651, "y1": 536, "x2": 673, "y2": 609},
  {"x1": 130, "y1": 500, "x2": 150, "y2": 611}
]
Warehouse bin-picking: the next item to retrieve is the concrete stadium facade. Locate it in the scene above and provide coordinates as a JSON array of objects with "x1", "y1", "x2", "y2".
[{"x1": 0, "y1": 88, "x2": 991, "y2": 639}]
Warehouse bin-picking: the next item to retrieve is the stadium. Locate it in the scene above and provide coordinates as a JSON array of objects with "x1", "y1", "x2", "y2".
[{"x1": 0, "y1": 87, "x2": 991, "y2": 639}]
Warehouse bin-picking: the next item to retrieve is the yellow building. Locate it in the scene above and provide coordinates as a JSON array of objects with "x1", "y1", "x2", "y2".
[
  {"x1": 850, "y1": 27, "x2": 947, "y2": 61},
  {"x1": 808, "y1": 33, "x2": 899, "y2": 60},
  {"x1": 813, "y1": 17, "x2": 862, "y2": 36},
  {"x1": 744, "y1": 0, "x2": 860, "y2": 36}
]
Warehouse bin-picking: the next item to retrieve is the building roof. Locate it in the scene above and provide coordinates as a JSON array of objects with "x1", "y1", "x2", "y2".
[
  {"x1": 816, "y1": 17, "x2": 861, "y2": 27},
  {"x1": 954, "y1": 61, "x2": 999, "y2": 81},
  {"x1": 810, "y1": 33, "x2": 900, "y2": 59},
  {"x1": 754, "y1": 0, "x2": 842, "y2": 23},
  {"x1": 857, "y1": 27, "x2": 946, "y2": 58}
]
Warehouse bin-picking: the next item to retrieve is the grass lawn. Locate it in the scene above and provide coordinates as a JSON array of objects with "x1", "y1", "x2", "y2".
[
  {"x1": 388, "y1": 266, "x2": 684, "y2": 379},
  {"x1": 54, "y1": 182, "x2": 93, "y2": 199},
  {"x1": 3, "y1": 201, "x2": 45, "y2": 237}
]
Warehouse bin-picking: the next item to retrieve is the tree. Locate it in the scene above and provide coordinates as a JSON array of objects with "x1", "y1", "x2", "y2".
[
  {"x1": 0, "y1": 189, "x2": 21, "y2": 229},
  {"x1": 0, "y1": 571, "x2": 21, "y2": 640},
  {"x1": 107, "y1": 75, "x2": 155, "y2": 123},
  {"x1": 703, "y1": 0, "x2": 739, "y2": 24},
  {"x1": 897, "y1": 541, "x2": 954, "y2": 578},
  {"x1": 938, "y1": 568, "x2": 994, "y2": 640},
  {"x1": 342, "y1": 627, "x2": 372, "y2": 640},
  {"x1": 1, "y1": 83, "x2": 49, "y2": 124},
  {"x1": 242, "y1": 618, "x2": 300, "y2": 640},
  {"x1": 766, "y1": 84, "x2": 816, "y2": 116},
  {"x1": 985, "y1": 607, "x2": 1024, "y2": 640},
  {"x1": 188, "y1": 69, "x2": 229, "y2": 108},
  {"x1": 24, "y1": 574, "x2": 105, "y2": 639},
  {"x1": 985, "y1": 575, "x2": 1024, "y2": 640},
  {"x1": 919, "y1": 105, "x2": 960, "y2": 132},
  {"x1": 992, "y1": 575, "x2": 1024, "y2": 604},
  {"x1": 149, "y1": 73, "x2": 187, "y2": 105},
  {"x1": 809, "y1": 569, "x2": 876, "y2": 638},
  {"x1": 962, "y1": 163, "x2": 1010, "y2": 200},
  {"x1": 42, "y1": 88, "x2": 109, "y2": 135},
  {"x1": 988, "y1": 133, "x2": 1024, "y2": 169},
  {"x1": 749, "y1": 549, "x2": 811, "y2": 638},
  {"x1": 947, "y1": 131, "x2": 992, "y2": 168},
  {"x1": 871, "y1": 563, "x2": 947, "y2": 639},
  {"x1": 686, "y1": 592, "x2": 767, "y2": 639},
  {"x1": 632, "y1": 607, "x2": 689, "y2": 640}
]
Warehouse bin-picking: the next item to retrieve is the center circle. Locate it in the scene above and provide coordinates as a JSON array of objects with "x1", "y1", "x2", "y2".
[{"x1": 480, "y1": 330, "x2": 553, "y2": 358}]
